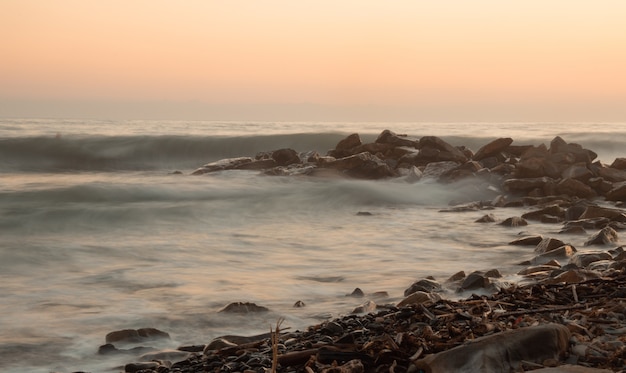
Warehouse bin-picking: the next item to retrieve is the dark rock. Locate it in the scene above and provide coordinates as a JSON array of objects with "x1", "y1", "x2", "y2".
[
  {"x1": 418, "y1": 136, "x2": 467, "y2": 163},
  {"x1": 404, "y1": 278, "x2": 442, "y2": 296},
  {"x1": 584, "y1": 226, "x2": 619, "y2": 246},
  {"x1": 414, "y1": 324, "x2": 570, "y2": 373},
  {"x1": 535, "y1": 237, "x2": 566, "y2": 254},
  {"x1": 422, "y1": 161, "x2": 460, "y2": 179},
  {"x1": 397, "y1": 291, "x2": 441, "y2": 307},
  {"x1": 351, "y1": 300, "x2": 377, "y2": 314},
  {"x1": 472, "y1": 137, "x2": 513, "y2": 161},
  {"x1": 324, "y1": 152, "x2": 395, "y2": 179},
  {"x1": 503, "y1": 177, "x2": 555, "y2": 193},
  {"x1": 606, "y1": 181, "x2": 626, "y2": 202},
  {"x1": 335, "y1": 133, "x2": 362, "y2": 152},
  {"x1": 610, "y1": 157, "x2": 626, "y2": 170},
  {"x1": 271, "y1": 148, "x2": 300, "y2": 166},
  {"x1": 348, "y1": 288, "x2": 365, "y2": 297},
  {"x1": 523, "y1": 245, "x2": 577, "y2": 265},
  {"x1": 219, "y1": 302, "x2": 269, "y2": 313},
  {"x1": 499, "y1": 216, "x2": 528, "y2": 227},
  {"x1": 509, "y1": 235, "x2": 544, "y2": 246},
  {"x1": 569, "y1": 252, "x2": 613, "y2": 268},
  {"x1": 561, "y1": 163, "x2": 593, "y2": 181},
  {"x1": 578, "y1": 205, "x2": 626, "y2": 221},
  {"x1": 236, "y1": 159, "x2": 277, "y2": 170},
  {"x1": 293, "y1": 300, "x2": 306, "y2": 308},
  {"x1": 375, "y1": 129, "x2": 418, "y2": 147},
  {"x1": 556, "y1": 178, "x2": 597, "y2": 199},
  {"x1": 447, "y1": 271, "x2": 466, "y2": 282},
  {"x1": 475, "y1": 213, "x2": 496, "y2": 223},
  {"x1": 460, "y1": 271, "x2": 490, "y2": 290},
  {"x1": 192, "y1": 157, "x2": 254, "y2": 175},
  {"x1": 105, "y1": 328, "x2": 170, "y2": 344},
  {"x1": 125, "y1": 362, "x2": 160, "y2": 373},
  {"x1": 598, "y1": 166, "x2": 626, "y2": 182},
  {"x1": 522, "y1": 204, "x2": 565, "y2": 221}
]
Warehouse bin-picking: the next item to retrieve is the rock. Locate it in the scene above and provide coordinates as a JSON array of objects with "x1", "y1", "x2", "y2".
[
  {"x1": 293, "y1": 300, "x2": 305, "y2": 308},
  {"x1": 499, "y1": 216, "x2": 528, "y2": 227},
  {"x1": 569, "y1": 252, "x2": 613, "y2": 268},
  {"x1": 610, "y1": 157, "x2": 626, "y2": 170},
  {"x1": 218, "y1": 302, "x2": 269, "y2": 313},
  {"x1": 418, "y1": 136, "x2": 467, "y2": 163},
  {"x1": 475, "y1": 213, "x2": 496, "y2": 223},
  {"x1": 271, "y1": 148, "x2": 300, "y2": 166},
  {"x1": 348, "y1": 288, "x2": 364, "y2": 297},
  {"x1": 517, "y1": 264, "x2": 561, "y2": 276},
  {"x1": 522, "y1": 205, "x2": 565, "y2": 221},
  {"x1": 351, "y1": 300, "x2": 377, "y2": 314},
  {"x1": 584, "y1": 226, "x2": 618, "y2": 246},
  {"x1": 413, "y1": 324, "x2": 570, "y2": 373},
  {"x1": 524, "y1": 245, "x2": 577, "y2": 265},
  {"x1": 472, "y1": 137, "x2": 513, "y2": 161},
  {"x1": 561, "y1": 163, "x2": 593, "y2": 181},
  {"x1": 404, "y1": 278, "x2": 442, "y2": 296},
  {"x1": 535, "y1": 237, "x2": 566, "y2": 254},
  {"x1": 397, "y1": 291, "x2": 441, "y2": 307},
  {"x1": 324, "y1": 152, "x2": 395, "y2": 179},
  {"x1": 335, "y1": 133, "x2": 362, "y2": 152},
  {"x1": 105, "y1": 328, "x2": 170, "y2": 344},
  {"x1": 509, "y1": 235, "x2": 544, "y2": 246},
  {"x1": 459, "y1": 271, "x2": 490, "y2": 290},
  {"x1": 556, "y1": 178, "x2": 597, "y2": 199},
  {"x1": 125, "y1": 362, "x2": 161, "y2": 373},
  {"x1": 192, "y1": 157, "x2": 254, "y2": 175},
  {"x1": 421, "y1": 161, "x2": 460, "y2": 179},
  {"x1": 606, "y1": 181, "x2": 626, "y2": 202},
  {"x1": 375, "y1": 129, "x2": 418, "y2": 147},
  {"x1": 598, "y1": 166, "x2": 626, "y2": 182},
  {"x1": 503, "y1": 177, "x2": 555, "y2": 193},
  {"x1": 544, "y1": 269, "x2": 601, "y2": 284},
  {"x1": 447, "y1": 271, "x2": 466, "y2": 282},
  {"x1": 140, "y1": 349, "x2": 190, "y2": 363}
]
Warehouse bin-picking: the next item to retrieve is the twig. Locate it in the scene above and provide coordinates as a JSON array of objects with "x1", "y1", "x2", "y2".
[
  {"x1": 271, "y1": 317, "x2": 285, "y2": 373},
  {"x1": 572, "y1": 284, "x2": 579, "y2": 303},
  {"x1": 494, "y1": 301, "x2": 601, "y2": 318}
]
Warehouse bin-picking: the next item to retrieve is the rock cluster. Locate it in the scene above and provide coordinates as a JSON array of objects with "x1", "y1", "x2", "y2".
[
  {"x1": 104, "y1": 131, "x2": 626, "y2": 373},
  {"x1": 192, "y1": 130, "x2": 626, "y2": 203}
]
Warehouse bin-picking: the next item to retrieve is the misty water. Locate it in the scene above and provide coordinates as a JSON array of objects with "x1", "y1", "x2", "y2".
[{"x1": 1, "y1": 119, "x2": 625, "y2": 372}]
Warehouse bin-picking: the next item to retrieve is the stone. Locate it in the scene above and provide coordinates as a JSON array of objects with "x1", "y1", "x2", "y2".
[
  {"x1": 335, "y1": 133, "x2": 362, "y2": 152},
  {"x1": 105, "y1": 328, "x2": 170, "y2": 344},
  {"x1": 509, "y1": 235, "x2": 544, "y2": 246},
  {"x1": 499, "y1": 216, "x2": 528, "y2": 227},
  {"x1": 459, "y1": 271, "x2": 490, "y2": 290},
  {"x1": 192, "y1": 157, "x2": 254, "y2": 175},
  {"x1": 503, "y1": 177, "x2": 555, "y2": 193},
  {"x1": 561, "y1": 163, "x2": 593, "y2": 181},
  {"x1": 413, "y1": 324, "x2": 570, "y2": 373},
  {"x1": 421, "y1": 161, "x2": 460, "y2": 179},
  {"x1": 578, "y1": 205, "x2": 626, "y2": 221},
  {"x1": 610, "y1": 157, "x2": 626, "y2": 170},
  {"x1": 351, "y1": 300, "x2": 377, "y2": 314},
  {"x1": 544, "y1": 269, "x2": 601, "y2": 284},
  {"x1": 140, "y1": 349, "x2": 190, "y2": 363},
  {"x1": 525, "y1": 245, "x2": 577, "y2": 265},
  {"x1": 125, "y1": 362, "x2": 161, "y2": 373},
  {"x1": 475, "y1": 213, "x2": 496, "y2": 223},
  {"x1": 522, "y1": 205, "x2": 565, "y2": 221},
  {"x1": 218, "y1": 302, "x2": 269, "y2": 313},
  {"x1": 397, "y1": 291, "x2": 441, "y2": 307},
  {"x1": 271, "y1": 148, "x2": 300, "y2": 166},
  {"x1": 569, "y1": 252, "x2": 613, "y2": 268},
  {"x1": 517, "y1": 264, "x2": 561, "y2": 276},
  {"x1": 606, "y1": 181, "x2": 626, "y2": 202},
  {"x1": 404, "y1": 278, "x2": 442, "y2": 296},
  {"x1": 375, "y1": 129, "x2": 418, "y2": 147},
  {"x1": 584, "y1": 226, "x2": 619, "y2": 246},
  {"x1": 535, "y1": 237, "x2": 566, "y2": 254},
  {"x1": 324, "y1": 152, "x2": 395, "y2": 179},
  {"x1": 556, "y1": 178, "x2": 597, "y2": 199},
  {"x1": 472, "y1": 137, "x2": 513, "y2": 161},
  {"x1": 598, "y1": 166, "x2": 626, "y2": 182},
  {"x1": 418, "y1": 136, "x2": 467, "y2": 163}
]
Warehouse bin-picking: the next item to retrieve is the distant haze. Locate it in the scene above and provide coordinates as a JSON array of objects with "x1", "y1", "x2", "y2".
[{"x1": 2, "y1": 1, "x2": 625, "y2": 121}]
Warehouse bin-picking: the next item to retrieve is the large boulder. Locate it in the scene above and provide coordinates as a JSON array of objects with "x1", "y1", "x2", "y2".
[
  {"x1": 606, "y1": 181, "x2": 626, "y2": 202},
  {"x1": 556, "y1": 178, "x2": 597, "y2": 199},
  {"x1": 375, "y1": 129, "x2": 418, "y2": 147},
  {"x1": 610, "y1": 157, "x2": 626, "y2": 170},
  {"x1": 413, "y1": 324, "x2": 570, "y2": 373},
  {"x1": 584, "y1": 226, "x2": 618, "y2": 246},
  {"x1": 271, "y1": 148, "x2": 300, "y2": 166},
  {"x1": 324, "y1": 152, "x2": 395, "y2": 179},
  {"x1": 105, "y1": 328, "x2": 170, "y2": 345}
]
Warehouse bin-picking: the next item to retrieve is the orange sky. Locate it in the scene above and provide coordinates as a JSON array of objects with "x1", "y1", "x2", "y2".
[{"x1": 1, "y1": 0, "x2": 626, "y2": 121}]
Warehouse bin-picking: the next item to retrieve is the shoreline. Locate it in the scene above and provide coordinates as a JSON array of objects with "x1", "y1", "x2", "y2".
[{"x1": 73, "y1": 131, "x2": 626, "y2": 372}]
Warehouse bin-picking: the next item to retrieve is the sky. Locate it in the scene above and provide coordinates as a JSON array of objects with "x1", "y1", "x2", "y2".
[{"x1": 1, "y1": 0, "x2": 626, "y2": 121}]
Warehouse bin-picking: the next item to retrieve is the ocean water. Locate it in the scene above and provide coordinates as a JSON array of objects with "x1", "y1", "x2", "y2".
[{"x1": 0, "y1": 119, "x2": 625, "y2": 372}]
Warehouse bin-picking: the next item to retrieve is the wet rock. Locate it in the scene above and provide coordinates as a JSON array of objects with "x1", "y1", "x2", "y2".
[
  {"x1": 610, "y1": 157, "x2": 626, "y2": 170},
  {"x1": 459, "y1": 271, "x2": 490, "y2": 290},
  {"x1": 522, "y1": 204, "x2": 565, "y2": 221},
  {"x1": 375, "y1": 129, "x2": 418, "y2": 147},
  {"x1": 192, "y1": 157, "x2": 254, "y2": 175},
  {"x1": 324, "y1": 152, "x2": 395, "y2": 179},
  {"x1": 140, "y1": 349, "x2": 190, "y2": 363},
  {"x1": 105, "y1": 328, "x2": 170, "y2": 345},
  {"x1": 598, "y1": 166, "x2": 626, "y2": 182},
  {"x1": 472, "y1": 137, "x2": 513, "y2": 161},
  {"x1": 397, "y1": 291, "x2": 441, "y2": 307},
  {"x1": 569, "y1": 252, "x2": 613, "y2": 268},
  {"x1": 584, "y1": 226, "x2": 618, "y2": 246},
  {"x1": 517, "y1": 264, "x2": 561, "y2": 276},
  {"x1": 418, "y1": 136, "x2": 467, "y2": 163},
  {"x1": 271, "y1": 148, "x2": 300, "y2": 166},
  {"x1": 556, "y1": 178, "x2": 597, "y2": 199},
  {"x1": 543, "y1": 269, "x2": 601, "y2": 284},
  {"x1": 524, "y1": 245, "x2": 577, "y2": 265},
  {"x1": 404, "y1": 278, "x2": 442, "y2": 296},
  {"x1": 606, "y1": 181, "x2": 626, "y2": 202},
  {"x1": 535, "y1": 237, "x2": 567, "y2": 254},
  {"x1": 293, "y1": 300, "x2": 306, "y2": 308},
  {"x1": 348, "y1": 288, "x2": 364, "y2": 297},
  {"x1": 447, "y1": 271, "x2": 466, "y2": 282},
  {"x1": 413, "y1": 324, "x2": 570, "y2": 373},
  {"x1": 503, "y1": 177, "x2": 556, "y2": 194},
  {"x1": 334, "y1": 133, "x2": 362, "y2": 153},
  {"x1": 561, "y1": 163, "x2": 594, "y2": 181},
  {"x1": 509, "y1": 235, "x2": 544, "y2": 246},
  {"x1": 125, "y1": 362, "x2": 161, "y2": 373},
  {"x1": 422, "y1": 161, "x2": 460, "y2": 179},
  {"x1": 218, "y1": 302, "x2": 269, "y2": 313},
  {"x1": 499, "y1": 216, "x2": 528, "y2": 227},
  {"x1": 475, "y1": 213, "x2": 496, "y2": 223},
  {"x1": 351, "y1": 300, "x2": 377, "y2": 314}
]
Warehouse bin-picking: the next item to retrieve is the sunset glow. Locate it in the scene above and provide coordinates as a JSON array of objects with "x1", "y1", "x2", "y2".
[{"x1": 2, "y1": 0, "x2": 626, "y2": 120}]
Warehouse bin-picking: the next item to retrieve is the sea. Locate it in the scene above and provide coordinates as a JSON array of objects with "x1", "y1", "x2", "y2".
[{"x1": 1, "y1": 119, "x2": 625, "y2": 373}]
